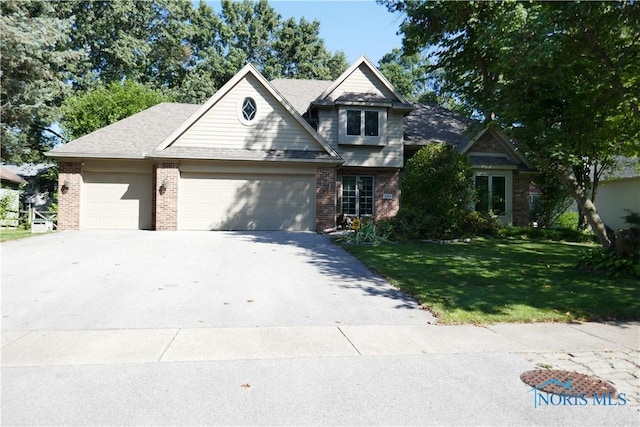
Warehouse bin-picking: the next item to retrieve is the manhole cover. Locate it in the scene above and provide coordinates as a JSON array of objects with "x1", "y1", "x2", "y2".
[{"x1": 521, "y1": 370, "x2": 616, "y2": 397}]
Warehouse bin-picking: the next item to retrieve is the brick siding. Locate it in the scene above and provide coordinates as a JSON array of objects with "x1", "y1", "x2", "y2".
[
  {"x1": 513, "y1": 173, "x2": 531, "y2": 226},
  {"x1": 374, "y1": 170, "x2": 400, "y2": 219},
  {"x1": 57, "y1": 161, "x2": 82, "y2": 230},
  {"x1": 154, "y1": 162, "x2": 179, "y2": 230},
  {"x1": 315, "y1": 167, "x2": 336, "y2": 231}
]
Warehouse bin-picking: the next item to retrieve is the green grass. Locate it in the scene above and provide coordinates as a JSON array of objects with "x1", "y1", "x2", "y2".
[
  {"x1": 341, "y1": 238, "x2": 640, "y2": 324},
  {"x1": 0, "y1": 229, "x2": 36, "y2": 242}
]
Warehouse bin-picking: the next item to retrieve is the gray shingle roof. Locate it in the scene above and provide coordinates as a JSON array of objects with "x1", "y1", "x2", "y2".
[
  {"x1": 404, "y1": 102, "x2": 477, "y2": 149},
  {"x1": 48, "y1": 103, "x2": 200, "y2": 158},
  {"x1": 270, "y1": 79, "x2": 332, "y2": 115}
]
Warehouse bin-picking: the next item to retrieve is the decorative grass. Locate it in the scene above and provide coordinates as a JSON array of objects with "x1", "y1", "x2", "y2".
[{"x1": 341, "y1": 238, "x2": 640, "y2": 324}]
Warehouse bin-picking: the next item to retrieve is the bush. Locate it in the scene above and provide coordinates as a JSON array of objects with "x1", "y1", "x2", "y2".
[
  {"x1": 461, "y1": 211, "x2": 500, "y2": 237},
  {"x1": 577, "y1": 247, "x2": 640, "y2": 278},
  {"x1": 394, "y1": 144, "x2": 474, "y2": 240},
  {"x1": 553, "y1": 211, "x2": 579, "y2": 229},
  {"x1": 498, "y1": 226, "x2": 596, "y2": 243}
]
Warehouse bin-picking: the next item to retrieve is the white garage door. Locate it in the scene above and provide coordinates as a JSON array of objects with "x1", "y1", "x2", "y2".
[
  {"x1": 82, "y1": 172, "x2": 153, "y2": 230},
  {"x1": 178, "y1": 173, "x2": 314, "y2": 231}
]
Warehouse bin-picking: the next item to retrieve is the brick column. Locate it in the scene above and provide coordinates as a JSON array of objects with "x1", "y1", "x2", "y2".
[
  {"x1": 57, "y1": 161, "x2": 82, "y2": 230},
  {"x1": 513, "y1": 173, "x2": 531, "y2": 226},
  {"x1": 374, "y1": 170, "x2": 400, "y2": 219},
  {"x1": 315, "y1": 167, "x2": 336, "y2": 232},
  {"x1": 155, "y1": 162, "x2": 179, "y2": 230}
]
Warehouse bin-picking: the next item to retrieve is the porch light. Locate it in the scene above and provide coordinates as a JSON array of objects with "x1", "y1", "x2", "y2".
[
  {"x1": 159, "y1": 179, "x2": 168, "y2": 194},
  {"x1": 61, "y1": 180, "x2": 71, "y2": 193}
]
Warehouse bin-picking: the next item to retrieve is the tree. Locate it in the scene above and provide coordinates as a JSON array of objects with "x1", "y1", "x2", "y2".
[
  {"x1": 1, "y1": 0, "x2": 83, "y2": 162},
  {"x1": 383, "y1": 0, "x2": 640, "y2": 249},
  {"x1": 60, "y1": 80, "x2": 171, "y2": 140},
  {"x1": 54, "y1": 0, "x2": 193, "y2": 90},
  {"x1": 272, "y1": 17, "x2": 347, "y2": 80},
  {"x1": 378, "y1": 48, "x2": 433, "y2": 102}
]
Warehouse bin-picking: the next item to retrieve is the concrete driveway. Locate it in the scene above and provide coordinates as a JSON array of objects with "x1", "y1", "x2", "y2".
[{"x1": 1, "y1": 231, "x2": 436, "y2": 331}]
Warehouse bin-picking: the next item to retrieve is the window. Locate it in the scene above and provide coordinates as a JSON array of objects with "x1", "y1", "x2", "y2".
[
  {"x1": 346, "y1": 110, "x2": 361, "y2": 135},
  {"x1": 342, "y1": 176, "x2": 374, "y2": 217},
  {"x1": 475, "y1": 175, "x2": 506, "y2": 215},
  {"x1": 241, "y1": 97, "x2": 257, "y2": 121},
  {"x1": 345, "y1": 110, "x2": 379, "y2": 137}
]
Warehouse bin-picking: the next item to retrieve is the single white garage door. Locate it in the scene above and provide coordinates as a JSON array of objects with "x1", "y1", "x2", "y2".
[
  {"x1": 82, "y1": 172, "x2": 153, "y2": 230},
  {"x1": 178, "y1": 173, "x2": 314, "y2": 231}
]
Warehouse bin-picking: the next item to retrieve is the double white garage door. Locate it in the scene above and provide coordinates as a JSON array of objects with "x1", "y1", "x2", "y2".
[{"x1": 81, "y1": 170, "x2": 314, "y2": 231}]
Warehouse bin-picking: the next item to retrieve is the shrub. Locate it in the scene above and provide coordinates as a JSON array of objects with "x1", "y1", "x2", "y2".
[
  {"x1": 577, "y1": 247, "x2": 640, "y2": 278},
  {"x1": 394, "y1": 144, "x2": 474, "y2": 240},
  {"x1": 498, "y1": 226, "x2": 596, "y2": 243},
  {"x1": 461, "y1": 211, "x2": 500, "y2": 237},
  {"x1": 553, "y1": 211, "x2": 579, "y2": 229},
  {"x1": 530, "y1": 170, "x2": 573, "y2": 227}
]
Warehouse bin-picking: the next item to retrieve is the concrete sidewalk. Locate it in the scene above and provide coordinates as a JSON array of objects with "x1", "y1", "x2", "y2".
[
  {"x1": 2, "y1": 321, "x2": 639, "y2": 425},
  {"x1": 3, "y1": 322, "x2": 638, "y2": 366}
]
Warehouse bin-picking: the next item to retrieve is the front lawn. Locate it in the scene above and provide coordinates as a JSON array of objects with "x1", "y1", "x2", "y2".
[
  {"x1": 341, "y1": 238, "x2": 640, "y2": 324},
  {"x1": 0, "y1": 229, "x2": 36, "y2": 242}
]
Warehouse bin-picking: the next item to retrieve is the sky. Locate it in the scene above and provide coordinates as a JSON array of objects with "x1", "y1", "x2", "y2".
[{"x1": 205, "y1": 0, "x2": 406, "y2": 64}]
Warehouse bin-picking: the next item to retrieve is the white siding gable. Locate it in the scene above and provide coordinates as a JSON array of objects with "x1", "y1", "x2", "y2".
[
  {"x1": 172, "y1": 74, "x2": 326, "y2": 152},
  {"x1": 326, "y1": 64, "x2": 396, "y2": 101}
]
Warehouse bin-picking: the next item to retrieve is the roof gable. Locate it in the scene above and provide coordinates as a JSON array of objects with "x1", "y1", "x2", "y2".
[
  {"x1": 156, "y1": 64, "x2": 340, "y2": 161},
  {"x1": 315, "y1": 56, "x2": 411, "y2": 106},
  {"x1": 461, "y1": 127, "x2": 534, "y2": 170}
]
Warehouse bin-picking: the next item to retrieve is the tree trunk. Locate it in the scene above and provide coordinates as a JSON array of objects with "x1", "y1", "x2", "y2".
[{"x1": 554, "y1": 166, "x2": 612, "y2": 249}]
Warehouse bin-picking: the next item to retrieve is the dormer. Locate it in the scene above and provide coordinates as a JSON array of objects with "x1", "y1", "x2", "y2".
[{"x1": 310, "y1": 56, "x2": 413, "y2": 148}]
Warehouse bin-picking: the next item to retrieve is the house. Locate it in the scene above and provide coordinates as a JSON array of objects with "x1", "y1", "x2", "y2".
[
  {"x1": 0, "y1": 165, "x2": 26, "y2": 227},
  {"x1": 1, "y1": 163, "x2": 56, "y2": 210},
  {"x1": 594, "y1": 157, "x2": 640, "y2": 231},
  {"x1": 46, "y1": 56, "x2": 535, "y2": 231}
]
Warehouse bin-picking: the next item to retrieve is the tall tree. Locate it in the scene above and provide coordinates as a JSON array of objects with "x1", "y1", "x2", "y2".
[
  {"x1": 60, "y1": 80, "x2": 171, "y2": 140},
  {"x1": 54, "y1": 0, "x2": 193, "y2": 89},
  {"x1": 378, "y1": 48, "x2": 432, "y2": 101},
  {"x1": 383, "y1": 0, "x2": 640, "y2": 249},
  {"x1": 1, "y1": 0, "x2": 83, "y2": 162},
  {"x1": 272, "y1": 17, "x2": 347, "y2": 80},
  {"x1": 378, "y1": 48, "x2": 468, "y2": 115}
]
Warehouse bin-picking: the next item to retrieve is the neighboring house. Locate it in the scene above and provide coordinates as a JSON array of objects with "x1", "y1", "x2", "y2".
[
  {"x1": 2, "y1": 163, "x2": 55, "y2": 210},
  {"x1": 0, "y1": 165, "x2": 26, "y2": 227},
  {"x1": 46, "y1": 56, "x2": 535, "y2": 231},
  {"x1": 595, "y1": 157, "x2": 640, "y2": 231}
]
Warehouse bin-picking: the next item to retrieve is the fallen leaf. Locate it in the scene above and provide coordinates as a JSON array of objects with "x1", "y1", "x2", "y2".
[
  {"x1": 224, "y1": 302, "x2": 230, "y2": 305},
  {"x1": 247, "y1": 299, "x2": 254, "y2": 303},
  {"x1": 241, "y1": 383, "x2": 251, "y2": 388}
]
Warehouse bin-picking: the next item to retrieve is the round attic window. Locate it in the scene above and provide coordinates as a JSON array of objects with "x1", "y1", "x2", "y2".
[{"x1": 240, "y1": 97, "x2": 257, "y2": 123}]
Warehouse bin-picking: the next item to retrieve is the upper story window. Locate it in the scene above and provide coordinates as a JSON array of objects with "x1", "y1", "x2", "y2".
[
  {"x1": 346, "y1": 110, "x2": 379, "y2": 136},
  {"x1": 241, "y1": 97, "x2": 257, "y2": 121}
]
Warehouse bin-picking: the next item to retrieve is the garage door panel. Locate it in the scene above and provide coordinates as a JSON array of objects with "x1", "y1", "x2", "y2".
[
  {"x1": 82, "y1": 172, "x2": 153, "y2": 230},
  {"x1": 179, "y1": 173, "x2": 314, "y2": 231}
]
